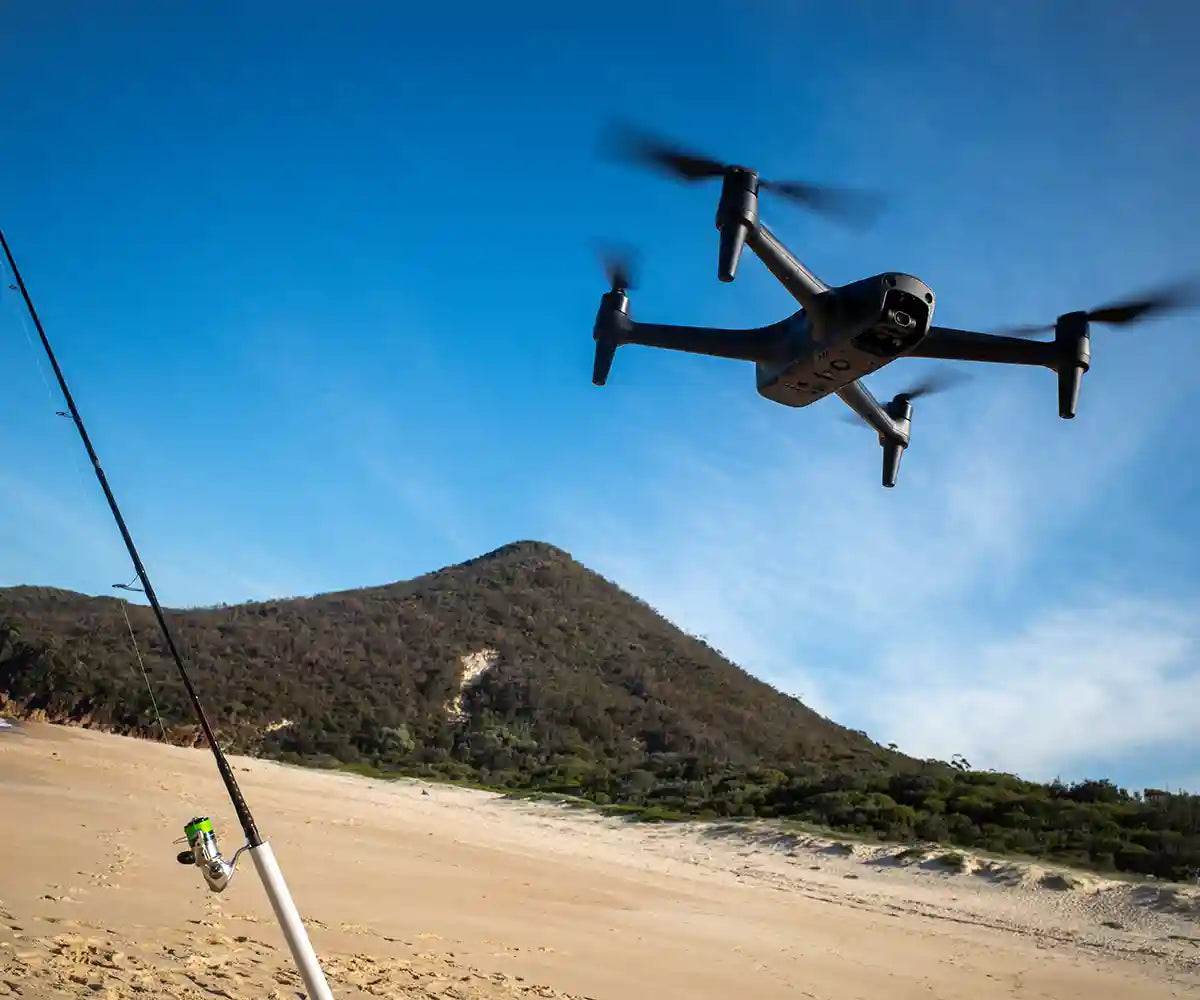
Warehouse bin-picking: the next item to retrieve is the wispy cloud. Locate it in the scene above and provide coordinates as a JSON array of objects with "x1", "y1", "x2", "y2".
[
  {"x1": 869, "y1": 596, "x2": 1199, "y2": 781},
  {"x1": 242, "y1": 324, "x2": 488, "y2": 564},
  {"x1": 0, "y1": 466, "x2": 126, "y2": 572},
  {"x1": 0, "y1": 466, "x2": 318, "y2": 609},
  {"x1": 546, "y1": 348, "x2": 1200, "y2": 790},
  {"x1": 352, "y1": 445, "x2": 482, "y2": 557}
]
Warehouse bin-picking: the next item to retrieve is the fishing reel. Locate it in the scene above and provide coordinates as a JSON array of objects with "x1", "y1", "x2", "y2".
[{"x1": 175, "y1": 816, "x2": 248, "y2": 893}]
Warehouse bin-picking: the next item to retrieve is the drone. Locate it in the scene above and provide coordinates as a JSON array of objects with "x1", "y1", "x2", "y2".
[{"x1": 591, "y1": 124, "x2": 1199, "y2": 487}]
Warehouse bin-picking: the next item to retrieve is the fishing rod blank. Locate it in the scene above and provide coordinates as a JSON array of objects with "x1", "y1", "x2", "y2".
[{"x1": 1, "y1": 227, "x2": 336, "y2": 1000}]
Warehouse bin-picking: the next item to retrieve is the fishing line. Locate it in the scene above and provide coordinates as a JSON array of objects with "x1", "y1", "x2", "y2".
[
  {"x1": 114, "y1": 579, "x2": 170, "y2": 744},
  {"x1": 0, "y1": 229, "x2": 260, "y2": 845},
  {"x1": 5, "y1": 277, "x2": 57, "y2": 403},
  {"x1": 1, "y1": 227, "x2": 336, "y2": 1000},
  {"x1": 2, "y1": 267, "x2": 101, "y2": 517}
]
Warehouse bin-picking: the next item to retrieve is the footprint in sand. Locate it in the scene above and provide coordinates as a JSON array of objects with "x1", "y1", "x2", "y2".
[
  {"x1": 272, "y1": 966, "x2": 302, "y2": 987},
  {"x1": 38, "y1": 916, "x2": 81, "y2": 929},
  {"x1": 205, "y1": 933, "x2": 238, "y2": 948}
]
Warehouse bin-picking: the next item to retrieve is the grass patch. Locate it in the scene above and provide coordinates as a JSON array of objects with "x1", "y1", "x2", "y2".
[{"x1": 934, "y1": 851, "x2": 967, "y2": 872}]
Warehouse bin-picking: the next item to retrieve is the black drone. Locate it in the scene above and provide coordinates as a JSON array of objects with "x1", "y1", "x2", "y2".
[{"x1": 591, "y1": 123, "x2": 1198, "y2": 487}]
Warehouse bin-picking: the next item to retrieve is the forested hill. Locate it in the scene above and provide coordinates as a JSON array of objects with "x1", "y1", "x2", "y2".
[
  {"x1": 0, "y1": 540, "x2": 890, "y2": 768},
  {"x1": 2, "y1": 540, "x2": 1198, "y2": 882}
]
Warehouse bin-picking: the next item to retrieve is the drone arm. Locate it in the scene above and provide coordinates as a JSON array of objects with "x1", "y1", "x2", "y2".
[
  {"x1": 592, "y1": 290, "x2": 792, "y2": 386},
  {"x1": 621, "y1": 320, "x2": 788, "y2": 362},
  {"x1": 744, "y1": 223, "x2": 829, "y2": 313},
  {"x1": 907, "y1": 327, "x2": 1059, "y2": 368},
  {"x1": 836, "y1": 380, "x2": 901, "y2": 441}
]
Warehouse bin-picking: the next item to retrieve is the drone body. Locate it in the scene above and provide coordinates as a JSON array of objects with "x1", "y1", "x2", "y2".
[
  {"x1": 592, "y1": 125, "x2": 1193, "y2": 487},
  {"x1": 746, "y1": 271, "x2": 935, "y2": 409}
]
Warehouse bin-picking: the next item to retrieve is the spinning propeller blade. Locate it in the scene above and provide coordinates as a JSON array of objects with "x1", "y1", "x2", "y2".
[
  {"x1": 756, "y1": 179, "x2": 886, "y2": 229},
  {"x1": 992, "y1": 275, "x2": 1200, "y2": 336},
  {"x1": 595, "y1": 242, "x2": 638, "y2": 293},
  {"x1": 1086, "y1": 278, "x2": 1200, "y2": 325},
  {"x1": 838, "y1": 368, "x2": 971, "y2": 426},
  {"x1": 603, "y1": 121, "x2": 886, "y2": 228},
  {"x1": 892, "y1": 367, "x2": 972, "y2": 402},
  {"x1": 604, "y1": 123, "x2": 726, "y2": 181}
]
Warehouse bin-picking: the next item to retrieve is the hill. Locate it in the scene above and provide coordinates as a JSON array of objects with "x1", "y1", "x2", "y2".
[{"x1": 2, "y1": 539, "x2": 1198, "y2": 881}]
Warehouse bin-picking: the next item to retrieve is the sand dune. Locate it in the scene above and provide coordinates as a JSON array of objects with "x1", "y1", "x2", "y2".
[{"x1": 1, "y1": 722, "x2": 1197, "y2": 1000}]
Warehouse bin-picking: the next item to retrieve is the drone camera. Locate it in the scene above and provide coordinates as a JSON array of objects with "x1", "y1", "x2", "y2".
[
  {"x1": 883, "y1": 288, "x2": 930, "y2": 335},
  {"x1": 714, "y1": 168, "x2": 760, "y2": 283},
  {"x1": 852, "y1": 280, "x2": 932, "y2": 359}
]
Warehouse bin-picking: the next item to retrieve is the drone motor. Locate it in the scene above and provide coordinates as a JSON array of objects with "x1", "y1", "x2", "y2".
[{"x1": 592, "y1": 248, "x2": 635, "y2": 386}]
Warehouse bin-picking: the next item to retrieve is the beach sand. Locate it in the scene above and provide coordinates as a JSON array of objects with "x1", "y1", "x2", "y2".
[{"x1": 1, "y1": 721, "x2": 1197, "y2": 999}]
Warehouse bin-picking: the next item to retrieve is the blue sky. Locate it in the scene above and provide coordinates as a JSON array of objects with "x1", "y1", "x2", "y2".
[{"x1": 2, "y1": 1, "x2": 1198, "y2": 793}]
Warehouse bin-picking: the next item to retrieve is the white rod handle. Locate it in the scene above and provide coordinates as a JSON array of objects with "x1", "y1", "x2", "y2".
[{"x1": 249, "y1": 841, "x2": 335, "y2": 1000}]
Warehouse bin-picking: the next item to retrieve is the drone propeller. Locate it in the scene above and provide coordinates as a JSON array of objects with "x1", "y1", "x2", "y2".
[
  {"x1": 993, "y1": 276, "x2": 1200, "y2": 337},
  {"x1": 594, "y1": 242, "x2": 638, "y2": 293},
  {"x1": 603, "y1": 122, "x2": 885, "y2": 228},
  {"x1": 605, "y1": 123, "x2": 727, "y2": 181},
  {"x1": 892, "y1": 367, "x2": 971, "y2": 402},
  {"x1": 839, "y1": 368, "x2": 971, "y2": 426}
]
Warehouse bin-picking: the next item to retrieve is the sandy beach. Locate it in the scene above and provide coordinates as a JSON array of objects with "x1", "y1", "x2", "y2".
[{"x1": 1, "y1": 721, "x2": 1197, "y2": 1000}]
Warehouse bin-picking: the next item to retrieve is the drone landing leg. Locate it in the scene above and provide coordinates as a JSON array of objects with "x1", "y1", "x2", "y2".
[
  {"x1": 882, "y1": 439, "x2": 905, "y2": 489},
  {"x1": 880, "y1": 397, "x2": 913, "y2": 488}
]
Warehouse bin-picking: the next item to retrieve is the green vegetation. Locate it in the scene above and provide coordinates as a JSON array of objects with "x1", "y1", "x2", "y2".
[
  {"x1": 934, "y1": 851, "x2": 968, "y2": 873},
  {"x1": 1, "y1": 540, "x2": 1197, "y2": 882}
]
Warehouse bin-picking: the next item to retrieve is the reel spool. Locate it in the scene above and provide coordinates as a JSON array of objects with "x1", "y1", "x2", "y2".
[{"x1": 176, "y1": 816, "x2": 247, "y2": 893}]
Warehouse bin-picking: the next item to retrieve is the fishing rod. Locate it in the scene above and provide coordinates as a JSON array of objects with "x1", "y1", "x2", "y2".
[{"x1": 0, "y1": 228, "x2": 335, "y2": 1000}]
